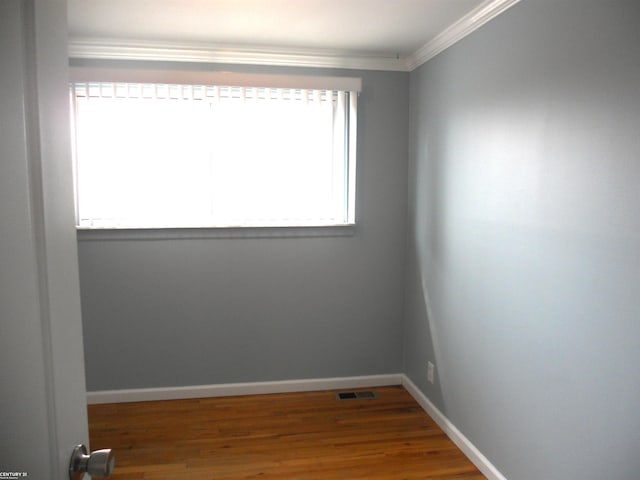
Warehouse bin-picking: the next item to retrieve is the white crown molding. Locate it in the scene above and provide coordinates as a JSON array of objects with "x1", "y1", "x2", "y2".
[
  {"x1": 406, "y1": 0, "x2": 521, "y2": 70},
  {"x1": 69, "y1": 0, "x2": 519, "y2": 72},
  {"x1": 68, "y1": 38, "x2": 409, "y2": 72}
]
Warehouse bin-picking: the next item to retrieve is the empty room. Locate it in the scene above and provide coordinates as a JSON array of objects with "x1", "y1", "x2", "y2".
[{"x1": 1, "y1": 1, "x2": 639, "y2": 479}]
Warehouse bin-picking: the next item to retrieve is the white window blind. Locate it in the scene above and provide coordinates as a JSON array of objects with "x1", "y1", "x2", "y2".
[{"x1": 70, "y1": 74, "x2": 358, "y2": 229}]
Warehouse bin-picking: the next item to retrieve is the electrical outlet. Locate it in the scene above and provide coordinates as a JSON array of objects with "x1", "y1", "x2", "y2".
[{"x1": 427, "y1": 361, "x2": 435, "y2": 384}]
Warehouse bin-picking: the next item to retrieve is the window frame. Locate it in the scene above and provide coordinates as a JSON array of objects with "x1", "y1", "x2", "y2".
[{"x1": 69, "y1": 67, "x2": 360, "y2": 236}]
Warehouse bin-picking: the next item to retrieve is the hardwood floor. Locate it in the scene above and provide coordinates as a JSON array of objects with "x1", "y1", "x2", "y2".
[{"x1": 88, "y1": 385, "x2": 485, "y2": 479}]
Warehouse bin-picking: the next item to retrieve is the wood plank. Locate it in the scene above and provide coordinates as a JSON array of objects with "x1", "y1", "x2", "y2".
[{"x1": 88, "y1": 385, "x2": 486, "y2": 479}]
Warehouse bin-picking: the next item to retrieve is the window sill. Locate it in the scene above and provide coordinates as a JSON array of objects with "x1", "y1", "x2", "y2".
[{"x1": 76, "y1": 224, "x2": 356, "y2": 241}]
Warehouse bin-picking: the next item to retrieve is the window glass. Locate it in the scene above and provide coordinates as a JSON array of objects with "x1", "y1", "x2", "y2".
[{"x1": 70, "y1": 81, "x2": 357, "y2": 229}]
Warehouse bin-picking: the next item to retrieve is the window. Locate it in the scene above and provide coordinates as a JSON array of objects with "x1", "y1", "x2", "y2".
[{"x1": 69, "y1": 69, "x2": 359, "y2": 229}]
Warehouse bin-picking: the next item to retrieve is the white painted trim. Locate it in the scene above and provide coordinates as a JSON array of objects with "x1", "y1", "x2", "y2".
[
  {"x1": 69, "y1": 67, "x2": 362, "y2": 92},
  {"x1": 401, "y1": 375, "x2": 509, "y2": 480},
  {"x1": 86, "y1": 374, "x2": 403, "y2": 404},
  {"x1": 406, "y1": 0, "x2": 522, "y2": 70},
  {"x1": 68, "y1": 38, "x2": 408, "y2": 72},
  {"x1": 87, "y1": 373, "x2": 507, "y2": 480},
  {"x1": 68, "y1": 1, "x2": 519, "y2": 72}
]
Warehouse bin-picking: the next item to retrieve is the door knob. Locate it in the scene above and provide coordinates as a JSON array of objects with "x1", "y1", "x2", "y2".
[{"x1": 69, "y1": 444, "x2": 115, "y2": 480}]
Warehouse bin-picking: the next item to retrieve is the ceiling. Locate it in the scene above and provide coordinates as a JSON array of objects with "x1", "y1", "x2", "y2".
[{"x1": 67, "y1": 0, "x2": 519, "y2": 71}]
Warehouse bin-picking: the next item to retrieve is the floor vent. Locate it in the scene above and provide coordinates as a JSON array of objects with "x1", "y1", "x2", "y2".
[{"x1": 336, "y1": 391, "x2": 378, "y2": 401}]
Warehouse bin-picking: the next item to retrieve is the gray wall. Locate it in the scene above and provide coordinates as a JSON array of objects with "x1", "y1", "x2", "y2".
[
  {"x1": 404, "y1": 1, "x2": 640, "y2": 479},
  {"x1": 77, "y1": 62, "x2": 409, "y2": 391}
]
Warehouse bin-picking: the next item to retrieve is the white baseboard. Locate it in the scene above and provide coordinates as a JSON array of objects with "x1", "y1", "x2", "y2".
[
  {"x1": 87, "y1": 373, "x2": 506, "y2": 480},
  {"x1": 86, "y1": 373, "x2": 403, "y2": 404},
  {"x1": 401, "y1": 375, "x2": 508, "y2": 480}
]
